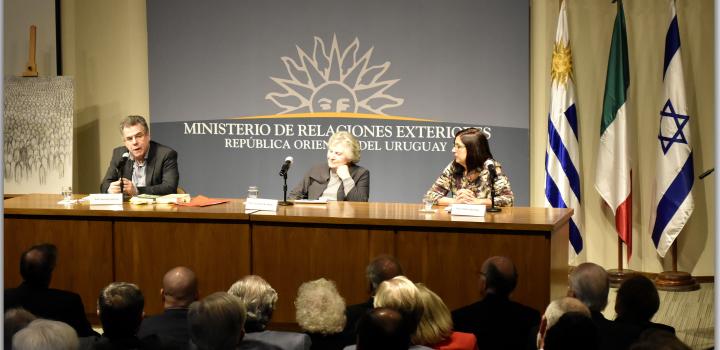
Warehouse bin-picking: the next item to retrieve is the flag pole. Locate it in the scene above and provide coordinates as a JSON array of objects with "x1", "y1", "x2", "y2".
[{"x1": 608, "y1": 237, "x2": 634, "y2": 287}]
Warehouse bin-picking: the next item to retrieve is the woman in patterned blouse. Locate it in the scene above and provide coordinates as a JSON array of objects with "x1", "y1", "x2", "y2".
[{"x1": 424, "y1": 127, "x2": 514, "y2": 206}]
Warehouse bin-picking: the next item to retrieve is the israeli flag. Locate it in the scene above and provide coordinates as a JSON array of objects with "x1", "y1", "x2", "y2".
[{"x1": 650, "y1": 0, "x2": 694, "y2": 258}]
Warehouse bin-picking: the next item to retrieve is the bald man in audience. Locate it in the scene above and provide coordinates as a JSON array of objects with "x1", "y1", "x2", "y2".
[
  {"x1": 343, "y1": 254, "x2": 404, "y2": 341},
  {"x1": 452, "y1": 256, "x2": 540, "y2": 350},
  {"x1": 568, "y1": 262, "x2": 638, "y2": 350},
  {"x1": 138, "y1": 266, "x2": 199, "y2": 349},
  {"x1": 535, "y1": 297, "x2": 590, "y2": 350}
]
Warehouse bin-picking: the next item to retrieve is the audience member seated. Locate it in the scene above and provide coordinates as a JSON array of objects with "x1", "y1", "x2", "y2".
[
  {"x1": 534, "y1": 297, "x2": 590, "y2": 350},
  {"x1": 138, "y1": 266, "x2": 199, "y2": 349},
  {"x1": 373, "y1": 276, "x2": 425, "y2": 338},
  {"x1": 228, "y1": 275, "x2": 311, "y2": 350},
  {"x1": 568, "y1": 263, "x2": 638, "y2": 350},
  {"x1": 345, "y1": 308, "x2": 428, "y2": 350},
  {"x1": 85, "y1": 282, "x2": 161, "y2": 349},
  {"x1": 188, "y1": 292, "x2": 247, "y2": 350},
  {"x1": 628, "y1": 328, "x2": 691, "y2": 350},
  {"x1": 5, "y1": 243, "x2": 98, "y2": 337},
  {"x1": 295, "y1": 278, "x2": 352, "y2": 350},
  {"x1": 344, "y1": 254, "x2": 404, "y2": 342},
  {"x1": 451, "y1": 256, "x2": 540, "y2": 350},
  {"x1": 614, "y1": 275, "x2": 675, "y2": 335},
  {"x1": 12, "y1": 319, "x2": 79, "y2": 350},
  {"x1": 414, "y1": 284, "x2": 477, "y2": 350},
  {"x1": 5, "y1": 308, "x2": 37, "y2": 349},
  {"x1": 542, "y1": 312, "x2": 598, "y2": 350}
]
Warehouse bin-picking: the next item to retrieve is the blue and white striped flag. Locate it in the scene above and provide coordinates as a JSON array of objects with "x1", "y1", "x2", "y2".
[
  {"x1": 651, "y1": 0, "x2": 694, "y2": 257},
  {"x1": 545, "y1": 0, "x2": 583, "y2": 255}
]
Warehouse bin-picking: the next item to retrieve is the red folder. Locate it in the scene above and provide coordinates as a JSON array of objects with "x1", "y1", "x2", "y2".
[{"x1": 177, "y1": 195, "x2": 229, "y2": 207}]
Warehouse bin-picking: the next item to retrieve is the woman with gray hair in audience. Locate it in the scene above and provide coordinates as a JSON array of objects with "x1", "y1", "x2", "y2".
[
  {"x1": 12, "y1": 319, "x2": 79, "y2": 350},
  {"x1": 228, "y1": 275, "x2": 311, "y2": 350},
  {"x1": 289, "y1": 131, "x2": 370, "y2": 201},
  {"x1": 295, "y1": 278, "x2": 353, "y2": 350}
]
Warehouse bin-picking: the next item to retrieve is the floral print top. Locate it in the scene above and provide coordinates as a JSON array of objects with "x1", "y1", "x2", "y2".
[{"x1": 424, "y1": 160, "x2": 514, "y2": 206}]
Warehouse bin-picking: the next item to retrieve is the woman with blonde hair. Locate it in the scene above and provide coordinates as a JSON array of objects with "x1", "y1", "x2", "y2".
[
  {"x1": 414, "y1": 284, "x2": 477, "y2": 350},
  {"x1": 290, "y1": 131, "x2": 369, "y2": 201}
]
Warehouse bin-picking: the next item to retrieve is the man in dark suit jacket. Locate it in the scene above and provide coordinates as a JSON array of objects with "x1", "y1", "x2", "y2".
[
  {"x1": 4, "y1": 244, "x2": 98, "y2": 337},
  {"x1": 138, "y1": 266, "x2": 198, "y2": 349},
  {"x1": 343, "y1": 255, "x2": 404, "y2": 343},
  {"x1": 451, "y1": 256, "x2": 540, "y2": 350},
  {"x1": 568, "y1": 263, "x2": 639, "y2": 350},
  {"x1": 83, "y1": 282, "x2": 162, "y2": 350},
  {"x1": 100, "y1": 115, "x2": 178, "y2": 196}
]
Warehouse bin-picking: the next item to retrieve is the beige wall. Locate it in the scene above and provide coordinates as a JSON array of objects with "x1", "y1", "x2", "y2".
[
  {"x1": 62, "y1": 0, "x2": 714, "y2": 275},
  {"x1": 61, "y1": 0, "x2": 149, "y2": 194},
  {"x1": 531, "y1": 0, "x2": 714, "y2": 276}
]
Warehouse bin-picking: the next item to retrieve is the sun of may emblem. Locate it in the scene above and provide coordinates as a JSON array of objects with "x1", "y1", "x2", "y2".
[
  {"x1": 551, "y1": 42, "x2": 573, "y2": 85},
  {"x1": 266, "y1": 34, "x2": 404, "y2": 115}
]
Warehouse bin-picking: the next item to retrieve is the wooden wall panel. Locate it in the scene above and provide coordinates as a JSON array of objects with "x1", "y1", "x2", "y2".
[
  {"x1": 114, "y1": 221, "x2": 251, "y2": 315},
  {"x1": 4, "y1": 218, "x2": 113, "y2": 314},
  {"x1": 251, "y1": 225, "x2": 390, "y2": 323},
  {"x1": 396, "y1": 230, "x2": 550, "y2": 313}
]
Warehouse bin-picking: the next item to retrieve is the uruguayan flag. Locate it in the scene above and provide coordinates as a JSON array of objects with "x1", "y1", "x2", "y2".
[
  {"x1": 544, "y1": 0, "x2": 583, "y2": 255},
  {"x1": 650, "y1": 0, "x2": 694, "y2": 258}
]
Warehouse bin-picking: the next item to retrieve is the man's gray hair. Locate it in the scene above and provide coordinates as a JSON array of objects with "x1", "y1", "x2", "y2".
[
  {"x1": 119, "y1": 115, "x2": 150, "y2": 134},
  {"x1": 568, "y1": 263, "x2": 609, "y2": 312},
  {"x1": 12, "y1": 319, "x2": 79, "y2": 350},
  {"x1": 543, "y1": 297, "x2": 590, "y2": 330},
  {"x1": 295, "y1": 278, "x2": 346, "y2": 334},
  {"x1": 227, "y1": 275, "x2": 277, "y2": 331},
  {"x1": 188, "y1": 292, "x2": 247, "y2": 350}
]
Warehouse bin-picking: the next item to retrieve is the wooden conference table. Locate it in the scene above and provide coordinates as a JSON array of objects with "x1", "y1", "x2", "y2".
[{"x1": 4, "y1": 194, "x2": 571, "y2": 324}]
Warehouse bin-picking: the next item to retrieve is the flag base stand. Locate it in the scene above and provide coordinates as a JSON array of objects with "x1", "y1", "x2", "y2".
[
  {"x1": 654, "y1": 243, "x2": 699, "y2": 292},
  {"x1": 607, "y1": 269, "x2": 637, "y2": 288},
  {"x1": 654, "y1": 271, "x2": 699, "y2": 292}
]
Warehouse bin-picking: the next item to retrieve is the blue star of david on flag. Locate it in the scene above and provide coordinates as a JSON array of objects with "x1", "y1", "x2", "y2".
[{"x1": 658, "y1": 99, "x2": 689, "y2": 154}]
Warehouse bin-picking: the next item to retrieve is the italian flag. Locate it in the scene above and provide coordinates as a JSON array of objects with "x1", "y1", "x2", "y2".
[{"x1": 595, "y1": 0, "x2": 632, "y2": 260}]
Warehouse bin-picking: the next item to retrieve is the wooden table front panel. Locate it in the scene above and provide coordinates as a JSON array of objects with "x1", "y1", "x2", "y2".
[
  {"x1": 251, "y1": 224, "x2": 394, "y2": 323},
  {"x1": 396, "y1": 229, "x2": 550, "y2": 313},
  {"x1": 4, "y1": 217, "x2": 114, "y2": 314},
  {"x1": 114, "y1": 221, "x2": 251, "y2": 315}
]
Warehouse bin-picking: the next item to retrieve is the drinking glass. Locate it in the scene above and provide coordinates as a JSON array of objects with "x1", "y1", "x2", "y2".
[
  {"x1": 248, "y1": 186, "x2": 259, "y2": 199},
  {"x1": 61, "y1": 186, "x2": 73, "y2": 201}
]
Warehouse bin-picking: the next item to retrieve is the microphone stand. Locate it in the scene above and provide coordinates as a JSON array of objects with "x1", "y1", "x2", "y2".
[
  {"x1": 116, "y1": 167, "x2": 124, "y2": 195},
  {"x1": 486, "y1": 170, "x2": 501, "y2": 213},
  {"x1": 279, "y1": 171, "x2": 293, "y2": 206}
]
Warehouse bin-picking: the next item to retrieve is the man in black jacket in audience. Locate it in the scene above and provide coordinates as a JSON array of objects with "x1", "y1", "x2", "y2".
[
  {"x1": 568, "y1": 262, "x2": 639, "y2": 350},
  {"x1": 5, "y1": 243, "x2": 98, "y2": 337},
  {"x1": 138, "y1": 266, "x2": 198, "y2": 349},
  {"x1": 343, "y1": 254, "x2": 404, "y2": 342},
  {"x1": 451, "y1": 256, "x2": 540, "y2": 350}
]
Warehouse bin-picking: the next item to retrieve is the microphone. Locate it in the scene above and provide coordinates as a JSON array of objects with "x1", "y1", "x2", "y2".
[
  {"x1": 279, "y1": 156, "x2": 293, "y2": 176},
  {"x1": 484, "y1": 159, "x2": 497, "y2": 178},
  {"x1": 116, "y1": 152, "x2": 130, "y2": 179}
]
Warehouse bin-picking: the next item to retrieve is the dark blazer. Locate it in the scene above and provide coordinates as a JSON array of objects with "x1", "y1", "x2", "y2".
[
  {"x1": 342, "y1": 298, "x2": 374, "y2": 344},
  {"x1": 100, "y1": 141, "x2": 179, "y2": 195},
  {"x1": 289, "y1": 163, "x2": 369, "y2": 201},
  {"x1": 138, "y1": 308, "x2": 190, "y2": 349},
  {"x1": 591, "y1": 311, "x2": 642, "y2": 350},
  {"x1": 5, "y1": 282, "x2": 98, "y2": 337},
  {"x1": 451, "y1": 293, "x2": 540, "y2": 350}
]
